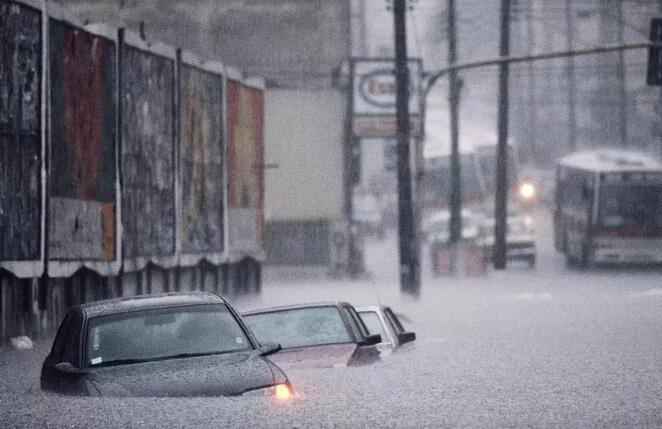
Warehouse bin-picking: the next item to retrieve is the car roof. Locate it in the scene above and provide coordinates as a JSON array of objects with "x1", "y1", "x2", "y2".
[
  {"x1": 355, "y1": 306, "x2": 388, "y2": 313},
  {"x1": 242, "y1": 302, "x2": 351, "y2": 316},
  {"x1": 78, "y1": 292, "x2": 227, "y2": 318}
]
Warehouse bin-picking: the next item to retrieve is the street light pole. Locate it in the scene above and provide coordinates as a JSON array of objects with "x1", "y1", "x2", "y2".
[
  {"x1": 393, "y1": 0, "x2": 419, "y2": 294},
  {"x1": 494, "y1": 0, "x2": 511, "y2": 270},
  {"x1": 448, "y1": 0, "x2": 462, "y2": 253},
  {"x1": 565, "y1": 0, "x2": 577, "y2": 153}
]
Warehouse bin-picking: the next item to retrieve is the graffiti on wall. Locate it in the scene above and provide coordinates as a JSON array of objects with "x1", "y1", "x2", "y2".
[
  {"x1": 0, "y1": 2, "x2": 42, "y2": 262},
  {"x1": 48, "y1": 20, "x2": 116, "y2": 261},
  {"x1": 121, "y1": 45, "x2": 176, "y2": 260},
  {"x1": 227, "y1": 80, "x2": 264, "y2": 252},
  {"x1": 179, "y1": 64, "x2": 224, "y2": 254}
]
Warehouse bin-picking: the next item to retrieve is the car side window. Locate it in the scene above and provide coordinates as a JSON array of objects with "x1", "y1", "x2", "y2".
[
  {"x1": 384, "y1": 308, "x2": 405, "y2": 335},
  {"x1": 50, "y1": 313, "x2": 73, "y2": 362},
  {"x1": 61, "y1": 312, "x2": 82, "y2": 366},
  {"x1": 339, "y1": 306, "x2": 362, "y2": 341},
  {"x1": 345, "y1": 306, "x2": 370, "y2": 339}
]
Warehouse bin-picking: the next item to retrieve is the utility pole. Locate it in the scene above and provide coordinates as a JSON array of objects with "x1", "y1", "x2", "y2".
[
  {"x1": 659, "y1": 0, "x2": 662, "y2": 159},
  {"x1": 393, "y1": 0, "x2": 419, "y2": 293},
  {"x1": 448, "y1": 0, "x2": 462, "y2": 263},
  {"x1": 616, "y1": 0, "x2": 628, "y2": 148},
  {"x1": 525, "y1": 0, "x2": 536, "y2": 163},
  {"x1": 494, "y1": 0, "x2": 511, "y2": 270},
  {"x1": 565, "y1": 0, "x2": 577, "y2": 153}
]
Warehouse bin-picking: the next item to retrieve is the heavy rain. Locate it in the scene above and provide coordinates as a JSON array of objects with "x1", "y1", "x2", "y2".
[{"x1": 2, "y1": 0, "x2": 662, "y2": 427}]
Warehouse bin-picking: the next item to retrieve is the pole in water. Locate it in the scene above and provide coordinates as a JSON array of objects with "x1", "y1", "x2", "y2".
[
  {"x1": 494, "y1": 0, "x2": 511, "y2": 270},
  {"x1": 393, "y1": 0, "x2": 419, "y2": 294},
  {"x1": 448, "y1": 0, "x2": 462, "y2": 273}
]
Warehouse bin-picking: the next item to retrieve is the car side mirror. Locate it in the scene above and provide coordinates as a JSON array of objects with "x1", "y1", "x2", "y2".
[
  {"x1": 54, "y1": 362, "x2": 87, "y2": 376},
  {"x1": 258, "y1": 341, "x2": 282, "y2": 357},
  {"x1": 360, "y1": 334, "x2": 382, "y2": 346},
  {"x1": 397, "y1": 331, "x2": 416, "y2": 345}
]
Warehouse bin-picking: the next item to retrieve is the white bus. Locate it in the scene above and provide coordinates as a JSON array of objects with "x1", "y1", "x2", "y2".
[{"x1": 554, "y1": 150, "x2": 662, "y2": 267}]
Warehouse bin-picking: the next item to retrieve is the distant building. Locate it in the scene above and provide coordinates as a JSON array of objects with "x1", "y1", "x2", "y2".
[{"x1": 59, "y1": 0, "x2": 350, "y2": 88}]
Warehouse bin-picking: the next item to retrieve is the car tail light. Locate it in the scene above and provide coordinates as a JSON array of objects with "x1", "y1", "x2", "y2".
[{"x1": 243, "y1": 383, "x2": 293, "y2": 400}]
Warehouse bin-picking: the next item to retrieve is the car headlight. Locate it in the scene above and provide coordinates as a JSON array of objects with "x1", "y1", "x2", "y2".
[
  {"x1": 243, "y1": 383, "x2": 293, "y2": 400},
  {"x1": 518, "y1": 182, "x2": 536, "y2": 201}
]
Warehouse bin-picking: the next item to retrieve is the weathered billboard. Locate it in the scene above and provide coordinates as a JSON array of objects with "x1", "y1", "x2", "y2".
[
  {"x1": 0, "y1": 0, "x2": 44, "y2": 278},
  {"x1": 121, "y1": 34, "x2": 176, "y2": 270},
  {"x1": 48, "y1": 15, "x2": 118, "y2": 276},
  {"x1": 226, "y1": 77, "x2": 265, "y2": 255},
  {"x1": 178, "y1": 55, "x2": 224, "y2": 264}
]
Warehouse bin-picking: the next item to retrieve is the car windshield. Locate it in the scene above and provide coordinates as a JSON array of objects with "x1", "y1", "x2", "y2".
[
  {"x1": 85, "y1": 304, "x2": 251, "y2": 367},
  {"x1": 244, "y1": 307, "x2": 351, "y2": 349},
  {"x1": 358, "y1": 311, "x2": 388, "y2": 342}
]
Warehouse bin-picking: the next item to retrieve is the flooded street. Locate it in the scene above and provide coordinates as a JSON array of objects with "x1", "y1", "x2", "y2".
[{"x1": 3, "y1": 211, "x2": 662, "y2": 427}]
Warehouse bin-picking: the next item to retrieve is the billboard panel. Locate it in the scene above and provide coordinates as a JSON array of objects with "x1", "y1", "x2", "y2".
[
  {"x1": 227, "y1": 79, "x2": 264, "y2": 254},
  {"x1": 352, "y1": 58, "x2": 422, "y2": 139},
  {"x1": 178, "y1": 61, "x2": 224, "y2": 260},
  {"x1": 48, "y1": 19, "x2": 117, "y2": 270},
  {"x1": 0, "y1": 1, "x2": 44, "y2": 277},
  {"x1": 121, "y1": 38, "x2": 176, "y2": 269}
]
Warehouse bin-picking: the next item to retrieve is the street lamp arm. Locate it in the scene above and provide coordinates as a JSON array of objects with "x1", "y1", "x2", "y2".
[{"x1": 423, "y1": 41, "x2": 662, "y2": 100}]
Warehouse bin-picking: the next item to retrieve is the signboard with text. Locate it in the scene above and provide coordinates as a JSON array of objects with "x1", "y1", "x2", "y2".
[{"x1": 352, "y1": 58, "x2": 422, "y2": 138}]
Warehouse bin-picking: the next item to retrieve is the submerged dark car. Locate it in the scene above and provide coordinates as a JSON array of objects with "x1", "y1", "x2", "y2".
[
  {"x1": 41, "y1": 292, "x2": 292, "y2": 398},
  {"x1": 242, "y1": 302, "x2": 381, "y2": 368}
]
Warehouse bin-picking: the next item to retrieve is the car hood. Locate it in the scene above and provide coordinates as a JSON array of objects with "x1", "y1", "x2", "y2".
[
  {"x1": 86, "y1": 351, "x2": 277, "y2": 397},
  {"x1": 267, "y1": 343, "x2": 380, "y2": 369}
]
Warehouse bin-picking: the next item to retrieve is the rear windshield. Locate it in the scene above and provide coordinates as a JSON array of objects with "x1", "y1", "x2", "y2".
[
  {"x1": 244, "y1": 307, "x2": 351, "y2": 349},
  {"x1": 85, "y1": 304, "x2": 251, "y2": 368}
]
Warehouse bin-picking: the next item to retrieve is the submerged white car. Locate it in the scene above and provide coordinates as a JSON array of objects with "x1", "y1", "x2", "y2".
[{"x1": 356, "y1": 306, "x2": 416, "y2": 350}]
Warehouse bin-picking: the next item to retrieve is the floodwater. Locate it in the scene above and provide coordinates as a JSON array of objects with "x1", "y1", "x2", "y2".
[{"x1": 2, "y1": 210, "x2": 662, "y2": 427}]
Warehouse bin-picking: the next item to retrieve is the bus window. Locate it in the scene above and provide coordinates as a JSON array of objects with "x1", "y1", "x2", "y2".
[{"x1": 598, "y1": 183, "x2": 662, "y2": 233}]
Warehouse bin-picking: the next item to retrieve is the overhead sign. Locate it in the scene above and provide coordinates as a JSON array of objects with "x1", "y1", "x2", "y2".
[
  {"x1": 647, "y1": 18, "x2": 662, "y2": 86},
  {"x1": 352, "y1": 58, "x2": 422, "y2": 138}
]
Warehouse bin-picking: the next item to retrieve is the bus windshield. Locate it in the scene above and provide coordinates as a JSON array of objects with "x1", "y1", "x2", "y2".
[{"x1": 598, "y1": 184, "x2": 662, "y2": 235}]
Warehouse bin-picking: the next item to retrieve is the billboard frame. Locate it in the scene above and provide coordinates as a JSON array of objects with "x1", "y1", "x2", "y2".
[
  {"x1": 119, "y1": 29, "x2": 178, "y2": 273},
  {"x1": 224, "y1": 73, "x2": 266, "y2": 263},
  {"x1": 0, "y1": 0, "x2": 47, "y2": 279},
  {"x1": 177, "y1": 50, "x2": 226, "y2": 267},
  {"x1": 46, "y1": 2, "x2": 121, "y2": 278}
]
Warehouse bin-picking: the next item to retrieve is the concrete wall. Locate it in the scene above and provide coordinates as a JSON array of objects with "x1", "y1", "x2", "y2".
[
  {"x1": 264, "y1": 89, "x2": 346, "y2": 222},
  {"x1": 263, "y1": 89, "x2": 347, "y2": 267}
]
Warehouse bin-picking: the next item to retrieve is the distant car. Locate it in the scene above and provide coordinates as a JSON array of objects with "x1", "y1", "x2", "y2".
[
  {"x1": 356, "y1": 306, "x2": 416, "y2": 350},
  {"x1": 41, "y1": 292, "x2": 292, "y2": 399},
  {"x1": 423, "y1": 209, "x2": 480, "y2": 244},
  {"x1": 243, "y1": 302, "x2": 381, "y2": 368},
  {"x1": 427, "y1": 210, "x2": 483, "y2": 274},
  {"x1": 477, "y1": 212, "x2": 537, "y2": 267}
]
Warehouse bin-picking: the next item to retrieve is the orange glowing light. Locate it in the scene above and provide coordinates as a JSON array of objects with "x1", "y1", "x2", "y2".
[{"x1": 275, "y1": 384, "x2": 291, "y2": 400}]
